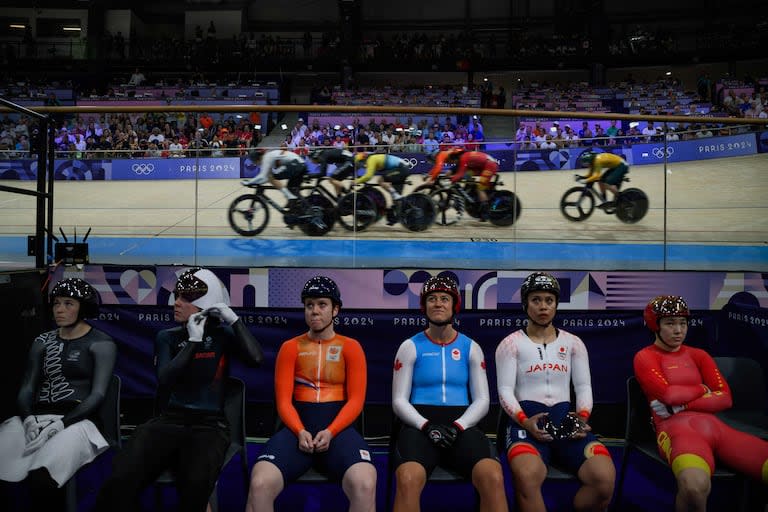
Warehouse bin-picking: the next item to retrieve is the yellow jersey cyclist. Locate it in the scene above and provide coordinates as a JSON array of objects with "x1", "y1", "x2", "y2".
[
  {"x1": 579, "y1": 151, "x2": 629, "y2": 210},
  {"x1": 354, "y1": 152, "x2": 412, "y2": 225}
]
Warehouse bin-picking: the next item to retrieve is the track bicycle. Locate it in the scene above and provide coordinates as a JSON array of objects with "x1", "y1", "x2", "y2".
[
  {"x1": 413, "y1": 174, "x2": 522, "y2": 227},
  {"x1": 336, "y1": 182, "x2": 438, "y2": 232},
  {"x1": 227, "y1": 177, "x2": 337, "y2": 236},
  {"x1": 559, "y1": 174, "x2": 649, "y2": 224}
]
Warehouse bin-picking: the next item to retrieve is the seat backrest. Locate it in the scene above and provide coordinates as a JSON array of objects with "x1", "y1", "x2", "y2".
[
  {"x1": 223, "y1": 377, "x2": 246, "y2": 456},
  {"x1": 713, "y1": 356, "x2": 767, "y2": 413},
  {"x1": 95, "y1": 374, "x2": 121, "y2": 449},
  {"x1": 625, "y1": 376, "x2": 656, "y2": 445}
]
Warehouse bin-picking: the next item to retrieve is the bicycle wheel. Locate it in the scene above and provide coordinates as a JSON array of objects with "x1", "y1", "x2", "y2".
[
  {"x1": 488, "y1": 191, "x2": 522, "y2": 227},
  {"x1": 228, "y1": 194, "x2": 270, "y2": 236},
  {"x1": 361, "y1": 186, "x2": 387, "y2": 221},
  {"x1": 560, "y1": 186, "x2": 595, "y2": 222},
  {"x1": 398, "y1": 193, "x2": 437, "y2": 232},
  {"x1": 616, "y1": 188, "x2": 649, "y2": 224},
  {"x1": 296, "y1": 194, "x2": 336, "y2": 236},
  {"x1": 414, "y1": 183, "x2": 462, "y2": 226},
  {"x1": 463, "y1": 184, "x2": 481, "y2": 218},
  {"x1": 336, "y1": 191, "x2": 378, "y2": 231}
]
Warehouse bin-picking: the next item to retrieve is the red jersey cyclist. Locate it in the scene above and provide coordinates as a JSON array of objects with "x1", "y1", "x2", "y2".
[
  {"x1": 634, "y1": 296, "x2": 768, "y2": 512},
  {"x1": 426, "y1": 148, "x2": 499, "y2": 219}
]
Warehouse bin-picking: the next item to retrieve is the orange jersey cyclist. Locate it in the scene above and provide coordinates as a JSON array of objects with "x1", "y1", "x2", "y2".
[{"x1": 246, "y1": 276, "x2": 376, "y2": 512}]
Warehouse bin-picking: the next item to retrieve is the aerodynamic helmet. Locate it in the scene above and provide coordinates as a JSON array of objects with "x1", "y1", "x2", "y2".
[
  {"x1": 420, "y1": 275, "x2": 461, "y2": 314},
  {"x1": 50, "y1": 278, "x2": 100, "y2": 319},
  {"x1": 301, "y1": 276, "x2": 342, "y2": 307},
  {"x1": 521, "y1": 272, "x2": 560, "y2": 311},
  {"x1": 644, "y1": 295, "x2": 690, "y2": 332},
  {"x1": 579, "y1": 151, "x2": 596, "y2": 166},
  {"x1": 173, "y1": 267, "x2": 230, "y2": 309}
]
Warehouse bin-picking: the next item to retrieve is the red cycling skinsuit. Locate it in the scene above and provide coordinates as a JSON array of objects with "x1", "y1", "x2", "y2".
[
  {"x1": 429, "y1": 151, "x2": 498, "y2": 191},
  {"x1": 634, "y1": 344, "x2": 768, "y2": 481}
]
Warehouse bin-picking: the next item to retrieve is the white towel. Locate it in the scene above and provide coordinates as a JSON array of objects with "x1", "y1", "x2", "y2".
[{"x1": 0, "y1": 415, "x2": 109, "y2": 487}]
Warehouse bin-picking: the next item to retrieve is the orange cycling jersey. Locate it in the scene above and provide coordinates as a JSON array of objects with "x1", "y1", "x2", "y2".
[{"x1": 274, "y1": 333, "x2": 367, "y2": 436}]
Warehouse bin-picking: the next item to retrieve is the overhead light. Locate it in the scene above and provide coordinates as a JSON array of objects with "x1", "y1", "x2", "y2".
[
  {"x1": 236, "y1": 114, "x2": 242, "y2": 119},
  {"x1": 665, "y1": 71, "x2": 672, "y2": 76},
  {"x1": 346, "y1": 124, "x2": 354, "y2": 130},
  {"x1": 63, "y1": 26, "x2": 81, "y2": 31},
  {"x1": 10, "y1": 24, "x2": 25, "y2": 29},
  {"x1": 254, "y1": 124, "x2": 261, "y2": 130},
  {"x1": 333, "y1": 125, "x2": 341, "y2": 130},
  {"x1": 280, "y1": 123, "x2": 287, "y2": 130}
]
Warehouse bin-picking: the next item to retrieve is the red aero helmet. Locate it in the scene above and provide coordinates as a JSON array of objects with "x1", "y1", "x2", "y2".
[
  {"x1": 420, "y1": 275, "x2": 461, "y2": 314},
  {"x1": 644, "y1": 295, "x2": 690, "y2": 331}
]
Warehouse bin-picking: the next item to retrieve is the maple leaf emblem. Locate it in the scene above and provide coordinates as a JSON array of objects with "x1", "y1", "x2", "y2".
[{"x1": 394, "y1": 358, "x2": 403, "y2": 371}]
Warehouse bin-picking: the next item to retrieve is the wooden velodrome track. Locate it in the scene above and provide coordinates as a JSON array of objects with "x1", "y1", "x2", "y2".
[
  {"x1": 1, "y1": 154, "x2": 765, "y2": 241},
  {"x1": 0, "y1": 154, "x2": 766, "y2": 269}
]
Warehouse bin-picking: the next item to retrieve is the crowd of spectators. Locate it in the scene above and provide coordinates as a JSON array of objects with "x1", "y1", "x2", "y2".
[
  {"x1": 277, "y1": 114, "x2": 485, "y2": 155},
  {"x1": 0, "y1": 75, "x2": 765, "y2": 159},
  {"x1": 0, "y1": 110, "x2": 263, "y2": 160}
]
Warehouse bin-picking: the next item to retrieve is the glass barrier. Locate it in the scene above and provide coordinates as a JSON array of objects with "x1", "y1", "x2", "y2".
[{"x1": 0, "y1": 109, "x2": 766, "y2": 272}]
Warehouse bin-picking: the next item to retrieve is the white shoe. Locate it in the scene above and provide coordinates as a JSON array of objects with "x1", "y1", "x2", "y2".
[{"x1": 243, "y1": 174, "x2": 268, "y2": 186}]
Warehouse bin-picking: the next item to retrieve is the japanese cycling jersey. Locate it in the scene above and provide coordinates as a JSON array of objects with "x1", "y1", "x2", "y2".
[{"x1": 496, "y1": 328, "x2": 593, "y2": 420}]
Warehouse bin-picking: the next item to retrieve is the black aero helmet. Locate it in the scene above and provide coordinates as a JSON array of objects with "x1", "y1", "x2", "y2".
[
  {"x1": 174, "y1": 267, "x2": 230, "y2": 309},
  {"x1": 301, "y1": 276, "x2": 342, "y2": 307},
  {"x1": 50, "y1": 278, "x2": 100, "y2": 318},
  {"x1": 420, "y1": 275, "x2": 461, "y2": 314},
  {"x1": 521, "y1": 272, "x2": 560, "y2": 311}
]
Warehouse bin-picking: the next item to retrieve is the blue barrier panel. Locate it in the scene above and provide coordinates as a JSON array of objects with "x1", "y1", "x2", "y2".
[
  {"x1": 631, "y1": 133, "x2": 757, "y2": 164},
  {"x1": 0, "y1": 159, "x2": 110, "y2": 180},
  {"x1": 109, "y1": 156, "x2": 241, "y2": 180}
]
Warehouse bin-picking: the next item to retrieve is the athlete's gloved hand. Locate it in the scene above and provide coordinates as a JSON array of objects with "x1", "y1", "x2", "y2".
[
  {"x1": 650, "y1": 400, "x2": 670, "y2": 418},
  {"x1": 650, "y1": 399, "x2": 686, "y2": 419},
  {"x1": 422, "y1": 421, "x2": 458, "y2": 448},
  {"x1": 206, "y1": 303, "x2": 238, "y2": 326},
  {"x1": 187, "y1": 312, "x2": 207, "y2": 342},
  {"x1": 23, "y1": 418, "x2": 64, "y2": 455},
  {"x1": 22, "y1": 415, "x2": 43, "y2": 443}
]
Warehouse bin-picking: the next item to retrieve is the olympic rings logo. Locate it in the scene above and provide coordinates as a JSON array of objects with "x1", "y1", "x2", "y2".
[
  {"x1": 403, "y1": 158, "x2": 419, "y2": 169},
  {"x1": 131, "y1": 163, "x2": 155, "y2": 175},
  {"x1": 651, "y1": 147, "x2": 674, "y2": 159}
]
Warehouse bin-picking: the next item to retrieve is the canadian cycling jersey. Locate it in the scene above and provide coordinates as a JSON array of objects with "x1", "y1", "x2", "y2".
[
  {"x1": 356, "y1": 153, "x2": 408, "y2": 185},
  {"x1": 275, "y1": 333, "x2": 367, "y2": 436},
  {"x1": 317, "y1": 149, "x2": 354, "y2": 175},
  {"x1": 495, "y1": 328, "x2": 593, "y2": 421},
  {"x1": 392, "y1": 331, "x2": 490, "y2": 430}
]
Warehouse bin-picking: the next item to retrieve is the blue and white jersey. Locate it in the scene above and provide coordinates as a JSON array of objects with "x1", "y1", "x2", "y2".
[{"x1": 392, "y1": 330, "x2": 490, "y2": 430}]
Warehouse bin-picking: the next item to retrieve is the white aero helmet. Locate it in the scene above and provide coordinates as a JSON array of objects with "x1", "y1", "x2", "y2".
[{"x1": 173, "y1": 267, "x2": 230, "y2": 309}]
